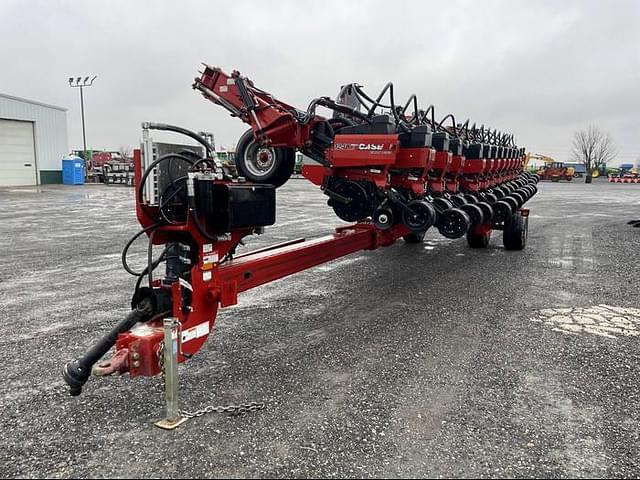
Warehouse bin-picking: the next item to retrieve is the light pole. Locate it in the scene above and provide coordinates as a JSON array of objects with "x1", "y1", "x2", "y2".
[{"x1": 68, "y1": 75, "x2": 97, "y2": 165}]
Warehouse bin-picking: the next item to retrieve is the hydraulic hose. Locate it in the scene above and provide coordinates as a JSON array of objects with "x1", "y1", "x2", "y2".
[
  {"x1": 143, "y1": 122, "x2": 213, "y2": 157},
  {"x1": 62, "y1": 298, "x2": 154, "y2": 396},
  {"x1": 121, "y1": 222, "x2": 163, "y2": 276}
]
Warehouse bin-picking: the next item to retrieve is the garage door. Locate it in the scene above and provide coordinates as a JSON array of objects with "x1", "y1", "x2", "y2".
[{"x1": 0, "y1": 119, "x2": 37, "y2": 186}]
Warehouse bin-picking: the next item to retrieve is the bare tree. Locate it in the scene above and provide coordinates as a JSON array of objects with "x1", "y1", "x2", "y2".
[
  {"x1": 118, "y1": 145, "x2": 132, "y2": 161},
  {"x1": 570, "y1": 126, "x2": 616, "y2": 182}
]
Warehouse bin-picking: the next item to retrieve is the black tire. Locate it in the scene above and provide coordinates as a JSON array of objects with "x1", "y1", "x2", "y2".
[
  {"x1": 475, "y1": 201, "x2": 494, "y2": 222},
  {"x1": 403, "y1": 232, "x2": 425, "y2": 243},
  {"x1": 510, "y1": 191, "x2": 525, "y2": 207},
  {"x1": 483, "y1": 192, "x2": 499, "y2": 204},
  {"x1": 437, "y1": 208, "x2": 471, "y2": 239},
  {"x1": 460, "y1": 203, "x2": 484, "y2": 226},
  {"x1": 493, "y1": 200, "x2": 513, "y2": 222},
  {"x1": 467, "y1": 228, "x2": 491, "y2": 248},
  {"x1": 235, "y1": 129, "x2": 295, "y2": 187},
  {"x1": 449, "y1": 194, "x2": 467, "y2": 207},
  {"x1": 503, "y1": 212, "x2": 527, "y2": 250},
  {"x1": 502, "y1": 195, "x2": 519, "y2": 211},
  {"x1": 493, "y1": 186, "x2": 507, "y2": 198},
  {"x1": 433, "y1": 197, "x2": 454, "y2": 212},
  {"x1": 402, "y1": 200, "x2": 437, "y2": 232}
]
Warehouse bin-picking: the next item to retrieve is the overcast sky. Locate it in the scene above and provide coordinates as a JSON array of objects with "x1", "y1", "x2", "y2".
[{"x1": 1, "y1": 0, "x2": 638, "y2": 164}]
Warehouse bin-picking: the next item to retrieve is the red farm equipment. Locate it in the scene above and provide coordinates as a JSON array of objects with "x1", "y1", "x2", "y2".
[{"x1": 63, "y1": 65, "x2": 539, "y2": 425}]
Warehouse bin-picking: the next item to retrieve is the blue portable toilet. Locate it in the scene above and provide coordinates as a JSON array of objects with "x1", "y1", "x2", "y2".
[{"x1": 62, "y1": 156, "x2": 85, "y2": 185}]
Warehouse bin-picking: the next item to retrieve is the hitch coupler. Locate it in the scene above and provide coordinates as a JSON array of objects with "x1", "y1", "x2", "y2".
[{"x1": 62, "y1": 299, "x2": 153, "y2": 396}]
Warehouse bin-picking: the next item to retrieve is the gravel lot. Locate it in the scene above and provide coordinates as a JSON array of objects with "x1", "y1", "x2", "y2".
[{"x1": 1, "y1": 178, "x2": 639, "y2": 478}]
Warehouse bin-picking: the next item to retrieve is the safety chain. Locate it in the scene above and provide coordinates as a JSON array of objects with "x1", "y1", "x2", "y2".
[
  {"x1": 157, "y1": 341, "x2": 165, "y2": 373},
  {"x1": 180, "y1": 401, "x2": 265, "y2": 419},
  {"x1": 156, "y1": 330, "x2": 264, "y2": 420}
]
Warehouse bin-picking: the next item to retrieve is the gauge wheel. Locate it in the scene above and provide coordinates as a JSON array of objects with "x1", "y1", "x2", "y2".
[{"x1": 235, "y1": 129, "x2": 295, "y2": 187}]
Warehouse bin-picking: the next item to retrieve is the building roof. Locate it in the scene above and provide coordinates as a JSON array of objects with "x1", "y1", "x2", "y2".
[{"x1": 0, "y1": 93, "x2": 67, "y2": 112}]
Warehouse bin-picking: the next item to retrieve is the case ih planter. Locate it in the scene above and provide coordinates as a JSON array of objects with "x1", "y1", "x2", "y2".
[{"x1": 63, "y1": 66, "x2": 539, "y2": 423}]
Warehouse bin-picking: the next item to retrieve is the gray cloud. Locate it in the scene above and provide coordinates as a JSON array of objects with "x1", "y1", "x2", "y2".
[{"x1": 1, "y1": 0, "x2": 638, "y2": 163}]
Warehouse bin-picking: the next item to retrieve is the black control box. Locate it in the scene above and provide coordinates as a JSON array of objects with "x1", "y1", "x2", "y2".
[{"x1": 195, "y1": 181, "x2": 276, "y2": 233}]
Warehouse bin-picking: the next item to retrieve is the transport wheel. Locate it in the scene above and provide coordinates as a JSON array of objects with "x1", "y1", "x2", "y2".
[
  {"x1": 235, "y1": 129, "x2": 295, "y2": 187},
  {"x1": 467, "y1": 228, "x2": 491, "y2": 248},
  {"x1": 403, "y1": 232, "x2": 425, "y2": 243},
  {"x1": 503, "y1": 212, "x2": 527, "y2": 250}
]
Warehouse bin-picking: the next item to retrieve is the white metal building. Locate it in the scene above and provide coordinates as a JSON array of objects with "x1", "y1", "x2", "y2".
[{"x1": 0, "y1": 94, "x2": 68, "y2": 186}]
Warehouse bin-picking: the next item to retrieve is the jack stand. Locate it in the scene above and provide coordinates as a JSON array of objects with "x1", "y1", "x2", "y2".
[{"x1": 154, "y1": 318, "x2": 188, "y2": 430}]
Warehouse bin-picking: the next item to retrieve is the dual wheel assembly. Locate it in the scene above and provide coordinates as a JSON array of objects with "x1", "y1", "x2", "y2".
[
  {"x1": 403, "y1": 171, "x2": 538, "y2": 250},
  {"x1": 404, "y1": 208, "x2": 529, "y2": 251},
  {"x1": 465, "y1": 211, "x2": 529, "y2": 251}
]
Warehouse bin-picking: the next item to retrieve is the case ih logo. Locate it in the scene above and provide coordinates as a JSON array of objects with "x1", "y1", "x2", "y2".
[{"x1": 334, "y1": 143, "x2": 389, "y2": 151}]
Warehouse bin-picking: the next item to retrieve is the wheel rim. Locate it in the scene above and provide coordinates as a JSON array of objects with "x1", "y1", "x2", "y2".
[
  {"x1": 404, "y1": 201, "x2": 436, "y2": 231},
  {"x1": 374, "y1": 207, "x2": 394, "y2": 230},
  {"x1": 494, "y1": 200, "x2": 513, "y2": 221},
  {"x1": 439, "y1": 209, "x2": 469, "y2": 238},
  {"x1": 244, "y1": 142, "x2": 277, "y2": 178}
]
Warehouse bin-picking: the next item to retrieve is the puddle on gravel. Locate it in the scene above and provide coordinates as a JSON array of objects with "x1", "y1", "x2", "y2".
[{"x1": 530, "y1": 304, "x2": 640, "y2": 338}]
